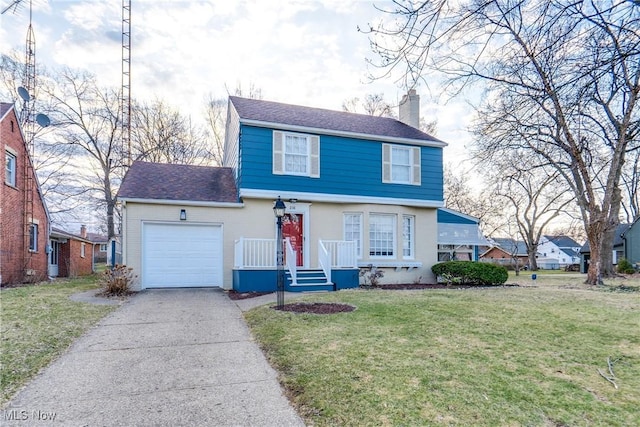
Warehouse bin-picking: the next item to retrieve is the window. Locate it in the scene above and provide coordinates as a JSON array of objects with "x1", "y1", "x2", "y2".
[
  {"x1": 382, "y1": 144, "x2": 420, "y2": 185},
  {"x1": 402, "y1": 215, "x2": 415, "y2": 259},
  {"x1": 344, "y1": 213, "x2": 363, "y2": 258},
  {"x1": 273, "y1": 131, "x2": 320, "y2": 177},
  {"x1": 100, "y1": 244, "x2": 108, "y2": 252},
  {"x1": 5, "y1": 151, "x2": 16, "y2": 186},
  {"x1": 81, "y1": 243, "x2": 86, "y2": 258},
  {"x1": 438, "y1": 244, "x2": 474, "y2": 261},
  {"x1": 28, "y1": 224, "x2": 38, "y2": 252},
  {"x1": 369, "y1": 214, "x2": 396, "y2": 257}
]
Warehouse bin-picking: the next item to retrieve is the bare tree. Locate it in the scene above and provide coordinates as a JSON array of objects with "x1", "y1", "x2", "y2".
[
  {"x1": 342, "y1": 92, "x2": 438, "y2": 134},
  {"x1": 131, "y1": 99, "x2": 210, "y2": 165},
  {"x1": 443, "y1": 165, "x2": 505, "y2": 237},
  {"x1": 342, "y1": 93, "x2": 396, "y2": 117},
  {"x1": 0, "y1": 51, "x2": 23, "y2": 102},
  {"x1": 487, "y1": 155, "x2": 576, "y2": 271},
  {"x1": 39, "y1": 67, "x2": 123, "y2": 239},
  {"x1": 364, "y1": 1, "x2": 640, "y2": 284},
  {"x1": 204, "y1": 83, "x2": 263, "y2": 166}
]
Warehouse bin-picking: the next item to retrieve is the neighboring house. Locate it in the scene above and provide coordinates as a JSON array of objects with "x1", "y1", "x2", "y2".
[
  {"x1": 622, "y1": 218, "x2": 640, "y2": 268},
  {"x1": 86, "y1": 230, "x2": 109, "y2": 263},
  {"x1": 480, "y1": 238, "x2": 531, "y2": 269},
  {"x1": 538, "y1": 235, "x2": 581, "y2": 268},
  {"x1": 1, "y1": 102, "x2": 50, "y2": 285},
  {"x1": 580, "y1": 223, "x2": 639, "y2": 273},
  {"x1": 49, "y1": 226, "x2": 100, "y2": 278},
  {"x1": 437, "y1": 208, "x2": 488, "y2": 262},
  {"x1": 119, "y1": 91, "x2": 453, "y2": 292}
]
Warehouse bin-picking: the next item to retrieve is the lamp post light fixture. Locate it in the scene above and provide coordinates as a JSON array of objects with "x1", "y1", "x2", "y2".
[{"x1": 273, "y1": 196, "x2": 286, "y2": 309}]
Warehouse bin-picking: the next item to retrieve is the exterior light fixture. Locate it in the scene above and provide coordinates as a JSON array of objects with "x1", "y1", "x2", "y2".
[
  {"x1": 180, "y1": 209, "x2": 187, "y2": 221},
  {"x1": 273, "y1": 196, "x2": 286, "y2": 309}
]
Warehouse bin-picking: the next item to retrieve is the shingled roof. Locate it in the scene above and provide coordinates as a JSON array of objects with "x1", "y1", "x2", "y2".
[
  {"x1": 1, "y1": 102, "x2": 15, "y2": 120},
  {"x1": 117, "y1": 161, "x2": 238, "y2": 203},
  {"x1": 229, "y1": 96, "x2": 445, "y2": 144}
]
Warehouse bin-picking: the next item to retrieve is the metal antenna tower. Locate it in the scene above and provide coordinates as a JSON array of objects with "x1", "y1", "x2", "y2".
[{"x1": 122, "y1": 0, "x2": 132, "y2": 165}]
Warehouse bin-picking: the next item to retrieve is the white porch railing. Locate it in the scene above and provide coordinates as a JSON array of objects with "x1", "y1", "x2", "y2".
[
  {"x1": 235, "y1": 238, "x2": 357, "y2": 271},
  {"x1": 234, "y1": 238, "x2": 277, "y2": 268},
  {"x1": 319, "y1": 240, "x2": 357, "y2": 268},
  {"x1": 318, "y1": 240, "x2": 332, "y2": 284},
  {"x1": 285, "y1": 238, "x2": 297, "y2": 285}
]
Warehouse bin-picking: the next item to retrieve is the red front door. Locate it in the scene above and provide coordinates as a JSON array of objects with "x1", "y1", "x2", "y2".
[{"x1": 282, "y1": 213, "x2": 303, "y2": 266}]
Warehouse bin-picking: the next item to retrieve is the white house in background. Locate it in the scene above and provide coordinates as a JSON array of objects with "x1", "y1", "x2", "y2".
[{"x1": 537, "y1": 235, "x2": 582, "y2": 268}]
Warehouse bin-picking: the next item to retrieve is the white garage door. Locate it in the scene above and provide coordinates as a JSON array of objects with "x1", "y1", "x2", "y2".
[{"x1": 142, "y1": 222, "x2": 223, "y2": 288}]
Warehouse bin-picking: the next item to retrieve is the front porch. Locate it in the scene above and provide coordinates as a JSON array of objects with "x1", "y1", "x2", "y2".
[{"x1": 233, "y1": 238, "x2": 360, "y2": 292}]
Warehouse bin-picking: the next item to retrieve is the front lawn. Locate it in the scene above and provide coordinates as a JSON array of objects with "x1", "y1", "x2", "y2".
[
  {"x1": 0, "y1": 276, "x2": 118, "y2": 405},
  {"x1": 246, "y1": 283, "x2": 640, "y2": 426}
]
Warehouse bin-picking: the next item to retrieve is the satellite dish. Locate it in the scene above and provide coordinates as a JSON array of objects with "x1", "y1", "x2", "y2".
[
  {"x1": 17, "y1": 86, "x2": 30, "y2": 102},
  {"x1": 36, "y1": 113, "x2": 50, "y2": 127}
]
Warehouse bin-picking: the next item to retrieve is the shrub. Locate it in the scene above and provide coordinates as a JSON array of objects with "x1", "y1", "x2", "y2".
[
  {"x1": 616, "y1": 258, "x2": 636, "y2": 274},
  {"x1": 432, "y1": 261, "x2": 508, "y2": 286},
  {"x1": 359, "y1": 264, "x2": 384, "y2": 288},
  {"x1": 98, "y1": 264, "x2": 136, "y2": 296}
]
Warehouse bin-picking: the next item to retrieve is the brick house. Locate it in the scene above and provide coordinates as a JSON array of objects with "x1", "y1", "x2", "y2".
[
  {"x1": 1, "y1": 102, "x2": 50, "y2": 285},
  {"x1": 49, "y1": 226, "x2": 96, "y2": 278}
]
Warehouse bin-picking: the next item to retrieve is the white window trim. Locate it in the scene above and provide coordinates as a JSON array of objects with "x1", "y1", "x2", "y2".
[
  {"x1": 382, "y1": 143, "x2": 421, "y2": 185},
  {"x1": 6, "y1": 150, "x2": 17, "y2": 187},
  {"x1": 368, "y1": 213, "x2": 396, "y2": 259},
  {"x1": 343, "y1": 212, "x2": 363, "y2": 259},
  {"x1": 273, "y1": 130, "x2": 320, "y2": 178},
  {"x1": 402, "y1": 215, "x2": 415, "y2": 260},
  {"x1": 81, "y1": 243, "x2": 86, "y2": 258},
  {"x1": 28, "y1": 223, "x2": 38, "y2": 252}
]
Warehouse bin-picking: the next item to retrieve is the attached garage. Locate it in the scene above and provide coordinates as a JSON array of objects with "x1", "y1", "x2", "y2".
[{"x1": 142, "y1": 222, "x2": 223, "y2": 289}]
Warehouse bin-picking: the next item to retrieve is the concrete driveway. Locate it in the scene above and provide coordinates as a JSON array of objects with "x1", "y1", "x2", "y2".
[{"x1": 3, "y1": 289, "x2": 304, "y2": 426}]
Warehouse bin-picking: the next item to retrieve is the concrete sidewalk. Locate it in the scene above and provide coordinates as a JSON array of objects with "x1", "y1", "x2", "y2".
[{"x1": 3, "y1": 289, "x2": 304, "y2": 426}]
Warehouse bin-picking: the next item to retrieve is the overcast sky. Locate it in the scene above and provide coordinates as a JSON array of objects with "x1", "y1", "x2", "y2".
[{"x1": 0, "y1": 0, "x2": 476, "y2": 166}]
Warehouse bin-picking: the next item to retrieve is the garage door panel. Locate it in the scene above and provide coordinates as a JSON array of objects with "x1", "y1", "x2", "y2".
[{"x1": 143, "y1": 223, "x2": 222, "y2": 289}]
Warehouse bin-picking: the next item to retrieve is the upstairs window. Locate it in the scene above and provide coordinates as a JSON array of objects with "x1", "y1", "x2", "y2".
[
  {"x1": 273, "y1": 131, "x2": 320, "y2": 177},
  {"x1": 6, "y1": 151, "x2": 17, "y2": 187},
  {"x1": 382, "y1": 144, "x2": 421, "y2": 185}
]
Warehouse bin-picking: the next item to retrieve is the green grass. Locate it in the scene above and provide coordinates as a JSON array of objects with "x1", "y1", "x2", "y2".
[
  {"x1": 0, "y1": 276, "x2": 117, "y2": 405},
  {"x1": 245, "y1": 283, "x2": 640, "y2": 426}
]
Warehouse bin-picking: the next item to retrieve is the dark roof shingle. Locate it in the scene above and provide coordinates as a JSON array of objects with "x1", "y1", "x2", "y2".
[
  {"x1": 1, "y1": 102, "x2": 14, "y2": 119},
  {"x1": 117, "y1": 161, "x2": 238, "y2": 203},
  {"x1": 229, "y1": 96, "x2": 444, "y2": 144}
]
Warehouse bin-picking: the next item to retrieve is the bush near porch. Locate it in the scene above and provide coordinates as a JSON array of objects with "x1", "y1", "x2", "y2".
[{"x1": 245, "y1": 279, "x2": 640, "y2": 426}]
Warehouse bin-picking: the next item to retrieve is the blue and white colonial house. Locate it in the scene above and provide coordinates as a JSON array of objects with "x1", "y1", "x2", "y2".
[{"x1": 117, "y1": 92, "x2": 486, "y2": 292}]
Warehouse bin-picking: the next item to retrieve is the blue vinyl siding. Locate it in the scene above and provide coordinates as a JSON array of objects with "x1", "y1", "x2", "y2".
[
  {"x1": 437, "y1": 209, "x2": 478, "y2": 225},
  {"x1": 239, "y1": 125, "x2": 443, "y2": 201}
]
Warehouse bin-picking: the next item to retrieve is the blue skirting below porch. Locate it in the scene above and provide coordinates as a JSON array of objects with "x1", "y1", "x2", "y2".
[{"x1": 232, "y1": 269, "x2": 359, "y2": 293}]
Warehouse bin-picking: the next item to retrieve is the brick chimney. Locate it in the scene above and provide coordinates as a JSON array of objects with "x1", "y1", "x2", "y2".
[
  {"x1": 399, "y1": 89, "x2": 420, "y2": 129},
  {"x1": 80, "y1": 225, "x2": 87, "y2": 239}
]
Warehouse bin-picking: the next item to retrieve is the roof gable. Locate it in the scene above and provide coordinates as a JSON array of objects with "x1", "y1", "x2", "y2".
[
  {"x1": 543, "y1": 235, "x2": 581, "y2": 248},
  {"x1": 492, "y1": 238, "x2": 529, "y2": 256},
  {"x1": 229, "y1": 96, "x2": 445, "y2": 146},
  {"x1": 117, "y1": 161, "x2": 238, "y2": 203},
  {"x1": 0, "y1": 102, "x2": 13, "y2": 119}
]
